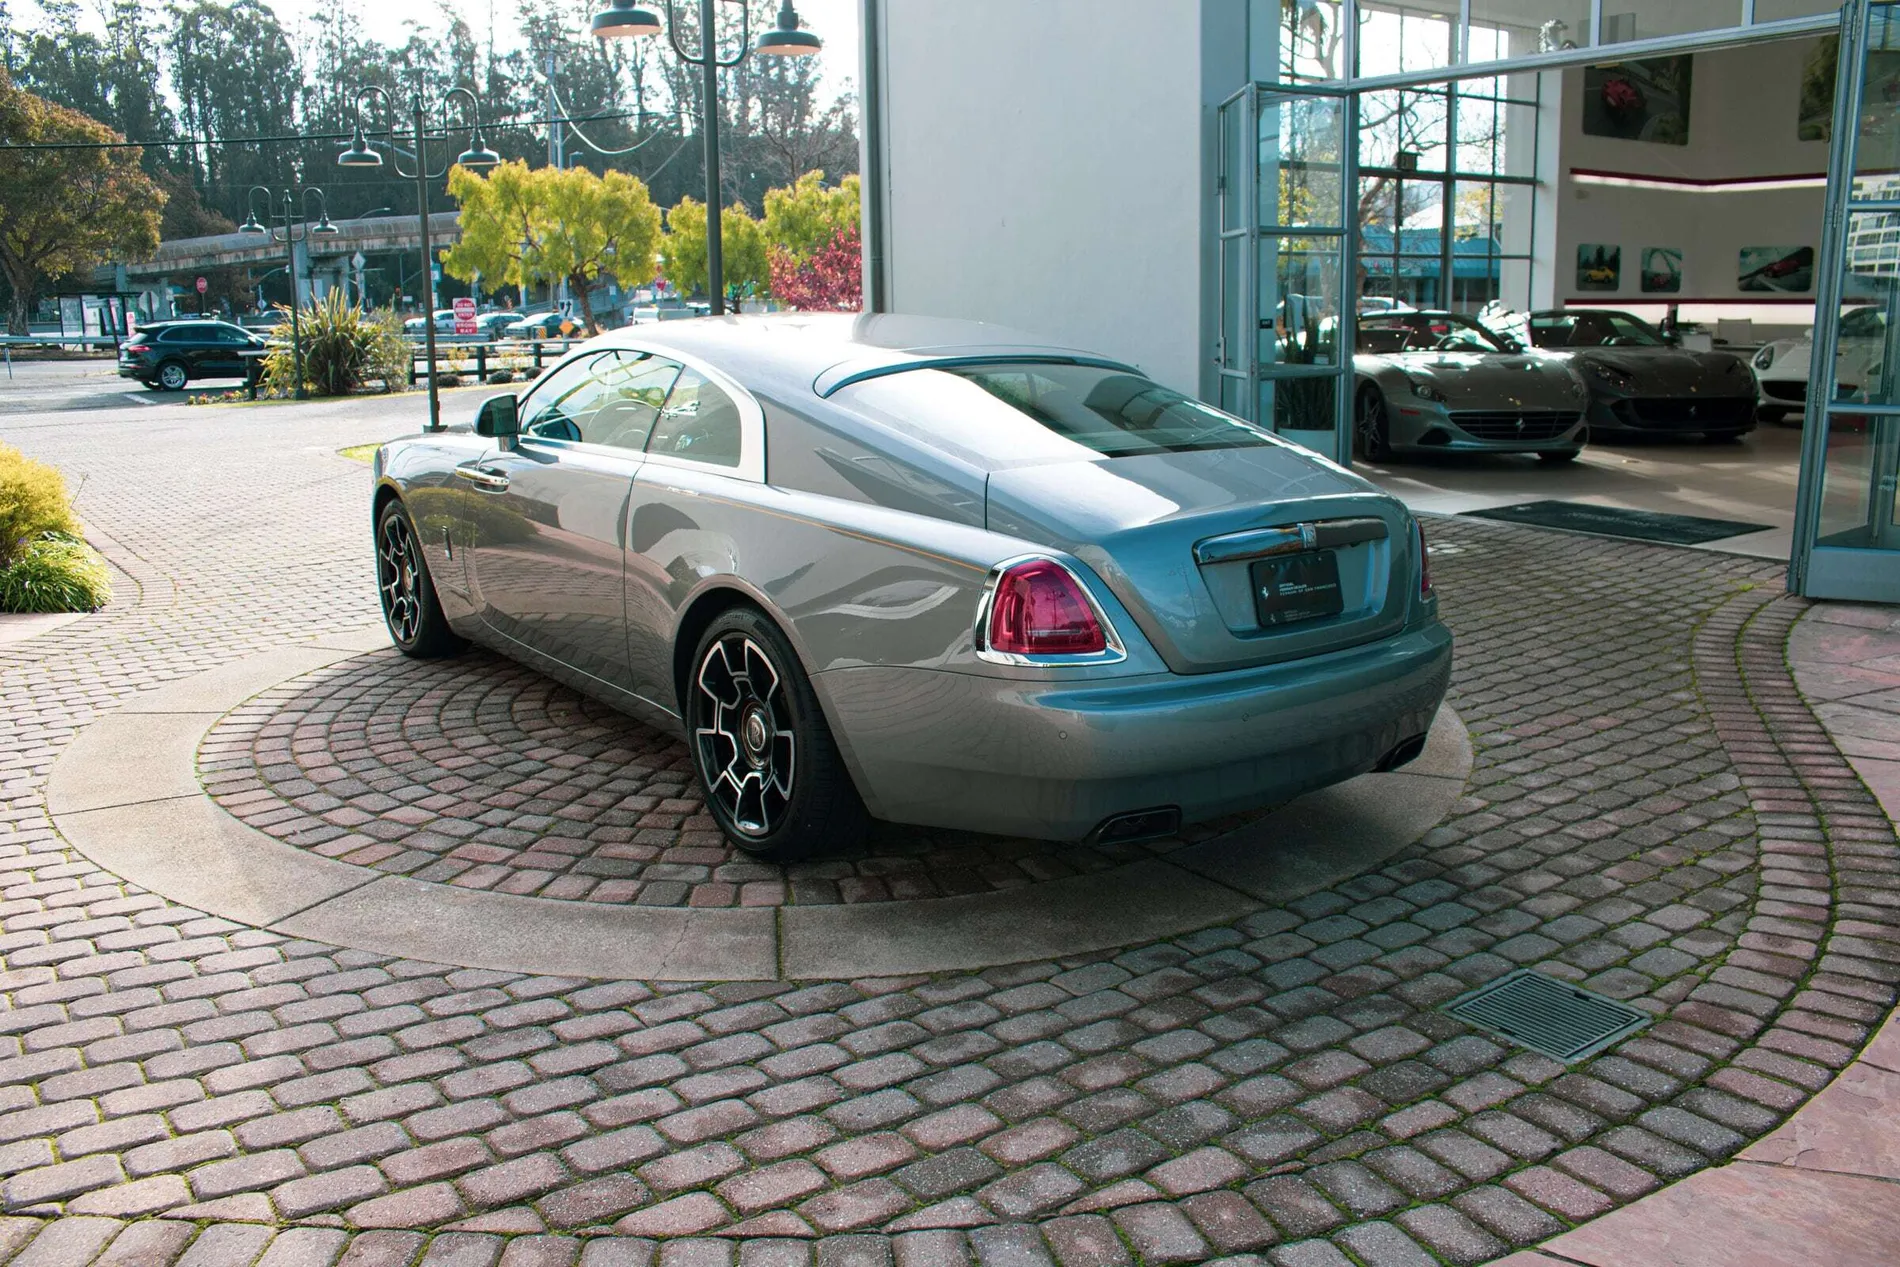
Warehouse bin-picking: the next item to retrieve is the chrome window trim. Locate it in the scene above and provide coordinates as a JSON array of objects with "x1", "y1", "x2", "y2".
[{"x1": 971, "y1": 553, "x2": 1129, "y2": 668}]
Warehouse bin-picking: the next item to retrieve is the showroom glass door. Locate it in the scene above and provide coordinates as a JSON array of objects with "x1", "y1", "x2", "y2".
[
  {"x1": 1793, "y1": 0, "x2": 1900, "y2": 601},
  {"x1": 1258, "y1": 85, "x2": 1356, "y2": 464}
]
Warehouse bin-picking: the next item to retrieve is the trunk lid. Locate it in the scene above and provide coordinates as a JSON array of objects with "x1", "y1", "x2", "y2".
[{"x1": 985, "y1": 443, "x2": 1419, "y2": 674}]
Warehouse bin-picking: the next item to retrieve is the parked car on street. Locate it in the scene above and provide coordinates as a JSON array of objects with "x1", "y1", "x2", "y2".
[
  {"x1": 1353, "y1": 310, "x2": 1589, "y2": 462},
  {"x1": 403, "y1": 310, "x2": 458, "y2": 340},
  {"x1": 1526, "y1": 308, "x2": 1758, "y2": 441},
  {"x1": 502, "y1": 311, "x2": 580, "y2": 340},
  {"x1": 371, "y1": 315, "x2": 1452, "y2": 859},
  {"x1": 118, "y1": 319, "x2": 267, "y2": 391},
  {"x1": 1752, "y1": 305, "x2": 1889, "y2": 424}
]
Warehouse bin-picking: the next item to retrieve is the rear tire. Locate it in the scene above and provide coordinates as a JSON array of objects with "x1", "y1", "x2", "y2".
[
  {"x1": 687, "y1": 607, "x2": 868, "y2": 862},
  {"x1": 156, "y1": 361, "x2": 188, "y2": 391},
  {"x1": 1354, "y1": 386, "x2": 1394, "y2": 463},
  {"x1": 375, "y1": 500, "x2": 466, "y2": 660}
]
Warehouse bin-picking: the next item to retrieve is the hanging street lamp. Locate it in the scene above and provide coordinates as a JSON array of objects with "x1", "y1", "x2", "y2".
[
  {"x1": 241, "y1": 178, "x2": 341, "y2": 400},
  {"x1": 337, "y1": 83, "x2": 500, "y2": 430},
  {"x1": 590, "y1": 0, "x2": 820, "y2": 316}
]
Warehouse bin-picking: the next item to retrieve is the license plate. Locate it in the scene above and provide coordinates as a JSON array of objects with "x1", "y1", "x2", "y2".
[{"x1": 1252, "y1": 551, "x2": 1344, "y2": 627}]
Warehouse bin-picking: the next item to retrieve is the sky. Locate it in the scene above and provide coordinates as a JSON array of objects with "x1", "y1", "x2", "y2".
[{"x1": 15, "y1": 0, "x2": 862, "y2": 105}]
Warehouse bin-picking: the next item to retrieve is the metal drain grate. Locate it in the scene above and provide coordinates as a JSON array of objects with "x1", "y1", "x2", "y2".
[{"x1": 1442, "y1": 969, "x2": 1651, "y2": 1062}]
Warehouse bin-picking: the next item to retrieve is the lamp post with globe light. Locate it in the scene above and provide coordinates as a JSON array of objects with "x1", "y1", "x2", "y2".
[
  {"x1": 589, "y1": 1, "x2": 820, "y2": 315},
  {"x1": 336, "y1": 84, "x2": 500, "y2": 430},
  {"x1": 239, "y1": 180, "x2": 340, "y2": 400}
]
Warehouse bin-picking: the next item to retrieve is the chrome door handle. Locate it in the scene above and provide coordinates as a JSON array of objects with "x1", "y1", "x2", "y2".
[{"x1": 453, "y1": 463, "x2": 510, "y2": 492}]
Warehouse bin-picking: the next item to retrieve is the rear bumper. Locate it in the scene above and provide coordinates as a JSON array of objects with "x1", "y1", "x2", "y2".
[{"x1": 816, "y1": 620, "x2": 1454, "y2": 841}]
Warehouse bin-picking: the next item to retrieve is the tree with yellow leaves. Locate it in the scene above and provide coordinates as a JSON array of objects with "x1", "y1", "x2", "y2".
[
  {"x1": 660, "y1": 198, "x2": 769, "y2": 301},
  {"x1": 442, "y1": 160, "x2": 662, "y2": 335}
]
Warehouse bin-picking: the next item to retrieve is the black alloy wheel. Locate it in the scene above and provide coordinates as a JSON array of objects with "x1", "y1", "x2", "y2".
[
  {"x1": 1354, "y1": 386, "x2": 1394, "y2": 463},
  {"x1": 375, "y1": 500, "x2": 465, "y2": 659},
  {"x1": 688, "y1": 607, "x2": 867, "y2": 861},
  {"x1": 156, "y1": 361, "x2": 189, "y2": 391}
]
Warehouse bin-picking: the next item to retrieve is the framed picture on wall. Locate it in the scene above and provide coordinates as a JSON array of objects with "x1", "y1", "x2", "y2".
[
  {"x1": 1739, "y1": 246, "x2": 1814, "y2": 293},
  {"x1": 1641, "y1": 248, "x2": 1682, "y2": 294},
  {"x1": 1577, "y1": 245, "x2": 1621, "y2": 292},
  {"x1": 1582, "y1": 56, "x2": 1693, "y2": 145}
]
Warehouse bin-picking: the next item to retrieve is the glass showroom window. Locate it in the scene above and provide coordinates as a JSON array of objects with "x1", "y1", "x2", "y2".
[{"x1": 1353, "y1": 69, "x2": 1539, "y2": 317}]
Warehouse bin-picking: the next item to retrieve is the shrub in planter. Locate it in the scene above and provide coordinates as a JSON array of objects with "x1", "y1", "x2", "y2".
[
  {"x1": 0, "y1": 534, "x2": 111, "y2": 612},
  {"x1": 438, "y1": 373, "x2": 465, "y2": 388},
  {"x1": 487, "y1": 369, "x2": 516, "y2": 385},
  {"x1": 0, "y1": 444, "x2": 109, "y2": 613},
  {"x1": 262, "y1": 294, "x2": 410, "y2": 397},
  {"x1": 0, "y1": 442, "x2": 77, "y2": 557}
]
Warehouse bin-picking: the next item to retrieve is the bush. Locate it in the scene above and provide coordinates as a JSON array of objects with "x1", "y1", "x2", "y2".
[
  {"x1": 0, "y1": 533, "x2": 111, "y2": 612},
  {"x1": 0, "y1": 442, "x2": 79, "y2": 569},
  {"x1": 262, "y1": 294, "x2": 411, "y2": 397}
]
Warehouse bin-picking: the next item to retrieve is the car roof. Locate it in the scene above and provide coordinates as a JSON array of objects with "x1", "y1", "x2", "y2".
[{"x1": 572, "y1": 313, "x2": 1137, "y2": 400}]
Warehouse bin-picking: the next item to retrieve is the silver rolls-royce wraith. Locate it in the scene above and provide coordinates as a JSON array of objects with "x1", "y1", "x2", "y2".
[{"x1": 372, "y1": 315, "x2": 1452, "y2": 860}]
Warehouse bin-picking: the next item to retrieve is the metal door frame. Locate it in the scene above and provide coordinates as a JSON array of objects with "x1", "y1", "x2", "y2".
[
  {"x1": 1219, "y1": 81, "x2": 1359, "y2": 467},
  {"x1": 1790, "y1": 0, "x2": 1900, "y2": 599}
]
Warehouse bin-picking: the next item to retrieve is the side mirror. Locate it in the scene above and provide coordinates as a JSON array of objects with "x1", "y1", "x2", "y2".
[{"x1": 476, "y1": 394, "x2": 519, "y2": 447}]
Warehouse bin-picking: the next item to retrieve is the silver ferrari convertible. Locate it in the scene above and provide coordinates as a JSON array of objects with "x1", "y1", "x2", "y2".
[
  {"x1": 372, "y1": 315, "x2": 1452, "y2": 859},
  {"x1": 1354, "y1": 310, "x2": 1589, "y2": 463}
]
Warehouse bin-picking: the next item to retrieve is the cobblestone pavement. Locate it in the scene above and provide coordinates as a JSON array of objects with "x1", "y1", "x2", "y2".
[
  {"x1": 196, "y1": 653, "x2": 1254, "y2": 909},
  {"x1": 2, "y1": 396, "x2": 1897, "y2": 1266}
]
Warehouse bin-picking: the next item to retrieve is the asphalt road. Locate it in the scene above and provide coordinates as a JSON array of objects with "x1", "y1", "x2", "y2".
[{"x1": 0, "y1": 357, "x2": 218, "y2": 415}]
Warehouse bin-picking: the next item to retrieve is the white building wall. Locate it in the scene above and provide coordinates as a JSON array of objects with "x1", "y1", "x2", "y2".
[
  {"x1": 1551, "y1": 37, "x2": 1833, "y2": 335},
  {"x1": 871, "y1": 0, "x2": 1247, "y2": 397}
]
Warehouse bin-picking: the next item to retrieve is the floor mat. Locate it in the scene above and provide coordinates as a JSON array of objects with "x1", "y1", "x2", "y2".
[{"x1": 1461, "y1": 499, "x2": 1773, "y2": 545}]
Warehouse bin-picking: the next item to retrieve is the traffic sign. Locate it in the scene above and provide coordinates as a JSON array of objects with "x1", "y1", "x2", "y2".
[
  {"x1": 453, "y1": 296, "x2": 478, "y2": 336},
  {"x1": 195, "y1": 276, "x2": 208, "y2": 294}
]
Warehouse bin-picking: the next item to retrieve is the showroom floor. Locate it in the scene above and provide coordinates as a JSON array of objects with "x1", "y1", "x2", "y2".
[{"x1": 1365, "y1": 423, "x2": 1806, "y2": 562}]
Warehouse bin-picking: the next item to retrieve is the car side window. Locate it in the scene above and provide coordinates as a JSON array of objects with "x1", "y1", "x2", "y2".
[
  {"x1": 159, "y1": 327, "x2": 193, "y2": 344},
  {"x1": 587, "y1": 353, "x2": 682, "y2": 453},
  {"x1": 517, "y1": 354, "x2": 606, "y2": 442},
  {"x1": 213, "y1": 327, "x2": 249, "y2": 345},
  {"x1": 648, "y1": 367, "x2": 743, "y2": 468}
]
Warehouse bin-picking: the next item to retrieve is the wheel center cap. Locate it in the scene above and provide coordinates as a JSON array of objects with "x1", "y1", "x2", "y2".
[{"x1": 740, "y1": 707, "x2": 771, "y2": 765}]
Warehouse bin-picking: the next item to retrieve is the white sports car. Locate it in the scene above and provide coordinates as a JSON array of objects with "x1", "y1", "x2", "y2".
[{"x1": 1752, "y1": 305, "x2": 1889, "y2": 425}]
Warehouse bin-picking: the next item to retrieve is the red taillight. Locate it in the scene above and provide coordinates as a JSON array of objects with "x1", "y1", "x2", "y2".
[
  {"x1": 125, "y1": 341, "x2": 150, "y2": 353},
  {"x1": 1417, "y1": 521, "x2": 1433, "y2": 597},
  {"x1": 986, "y1": 559, "x2": 1108, "y2": 656}
]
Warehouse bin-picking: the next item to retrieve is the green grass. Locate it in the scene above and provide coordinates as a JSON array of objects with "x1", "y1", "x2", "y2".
[{"x1": 338, "y1": 443, "x2": 386, "y2": 464}]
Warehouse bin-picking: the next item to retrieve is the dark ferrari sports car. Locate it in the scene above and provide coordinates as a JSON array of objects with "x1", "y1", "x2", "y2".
[{"x1": 1525, "y1": 309, "x2": 1758, "y2": 441}]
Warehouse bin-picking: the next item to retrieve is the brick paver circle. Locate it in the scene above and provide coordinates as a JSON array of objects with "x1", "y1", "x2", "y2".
[{"x1": 196, "y1": 651, "x2": 1261, "y2": 908}]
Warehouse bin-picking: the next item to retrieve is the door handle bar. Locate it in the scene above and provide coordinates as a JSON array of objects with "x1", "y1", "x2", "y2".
[{"x1": 453, "y1": 463, "x2": 510, "y2": 492}]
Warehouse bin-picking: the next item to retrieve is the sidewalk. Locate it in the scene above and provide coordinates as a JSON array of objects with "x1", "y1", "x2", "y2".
[{"x1": 1500, "y1": 602, "x2": 1900, "y2": 1267}]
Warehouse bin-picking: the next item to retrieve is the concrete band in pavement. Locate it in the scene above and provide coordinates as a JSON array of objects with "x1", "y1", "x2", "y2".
[{"x1": 44, "y1": 628, "x2": 1472, "y2": 982}]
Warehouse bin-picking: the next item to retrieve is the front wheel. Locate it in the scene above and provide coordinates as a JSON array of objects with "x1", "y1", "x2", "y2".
[
  {"x1": 1354, "y1": 386, "x2": 1394, "y2": 463},
  {"x1": 1538, "y1": 448, "x2": 1581, "y2": 464},
  {"x1": 1758, "y1": 406, "x2": 1788, "y2": 425},
  {"x1": 688, "y1": 607, "x2": 868, "y2": 861},
  {"x1": 375, "y1": 500, "x2": 465, "y2": 659}
]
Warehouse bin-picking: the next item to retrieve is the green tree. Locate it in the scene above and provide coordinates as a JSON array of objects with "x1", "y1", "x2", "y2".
[
  {"x1": 0, "y1": 72, "x2": 163, "y2": 334},
  {"x1": 443, "y1": 159, "x2": 662, "y2": 334},
  {"x1": 165, "y1": 0, "x2": 298, "y2": 219},
  {"x1": 763, "y1": 170, "x2": 859, "y2": 265},
  {"x1": 661, "y1": 196, "x2": 768, "y2": 299}
]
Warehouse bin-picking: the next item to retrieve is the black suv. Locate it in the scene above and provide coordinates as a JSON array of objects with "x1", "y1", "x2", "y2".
[{"x1": 119, "y1": 320, "x2": 267, "y2": 391}]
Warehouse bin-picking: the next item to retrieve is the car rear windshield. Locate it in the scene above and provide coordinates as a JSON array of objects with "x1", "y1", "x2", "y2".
[{"x1": 937, "y1": 363, "x2": 1273, "y2": 458}]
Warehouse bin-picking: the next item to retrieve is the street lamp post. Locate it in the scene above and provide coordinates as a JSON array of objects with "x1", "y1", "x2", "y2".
[
  {"x1": 590, "y1": 1, "x2": 820, "y2": 316},
  {"x1": 336, "y1": 84, "x2": 499, "y2": 430},
  {"x1": 240, "y1": 180, "x2": 340, "y2": 400}
]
